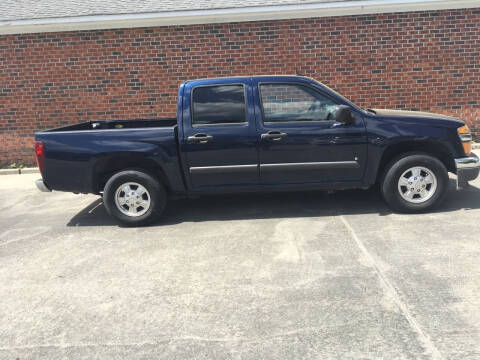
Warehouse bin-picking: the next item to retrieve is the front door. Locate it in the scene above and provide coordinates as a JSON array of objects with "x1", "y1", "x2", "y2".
[
  {"x1": 255, "y1": 81, "x2": 367, "y2": 185},
  {"x1": 181, "y1": 79, "x2": 259, "y2": 190}
]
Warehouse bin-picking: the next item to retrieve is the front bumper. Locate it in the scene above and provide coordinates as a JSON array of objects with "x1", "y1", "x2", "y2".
[
  {"x1": 455, "y1": 153, "x2": 480, "y2": 189},
  {"x1": 35, "y1": 179, "x2": 51, "y2": 192}
]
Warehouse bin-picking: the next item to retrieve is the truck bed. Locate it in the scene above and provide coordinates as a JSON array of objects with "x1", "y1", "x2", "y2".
[
  {"x1": 43, "y1": 118, "x2": 177, "y2": 132},
  {"x1": 36, "y1": 118, "x2": 185, "y2": 194}
]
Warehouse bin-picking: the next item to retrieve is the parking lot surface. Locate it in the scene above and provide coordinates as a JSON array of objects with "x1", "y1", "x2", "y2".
[{"x1": 1, "y1": 173, "x2": 480, "y2": 359}]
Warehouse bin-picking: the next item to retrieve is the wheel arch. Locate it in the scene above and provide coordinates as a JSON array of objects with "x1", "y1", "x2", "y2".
[
  {"x1": 375, "y1": 140, "x2": 455, "y2": 183},
  {"x1": 92, "y1": 155, "x2": 170, "y2": 194}
]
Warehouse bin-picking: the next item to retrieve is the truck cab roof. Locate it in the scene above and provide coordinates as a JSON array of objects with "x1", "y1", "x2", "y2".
[{"x1": 183, "y1": 75, "x2": 315, "y2": 85}]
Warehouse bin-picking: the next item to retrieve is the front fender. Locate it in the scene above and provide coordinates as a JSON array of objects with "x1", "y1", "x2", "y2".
[{"x1": 364, "y1": 117, "x2": 462, "y2": 185}]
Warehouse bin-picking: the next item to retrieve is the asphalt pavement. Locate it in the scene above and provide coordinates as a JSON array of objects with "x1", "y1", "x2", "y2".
[{"x1": 1, "y1": 173, "x2": 480, "y2": 359}]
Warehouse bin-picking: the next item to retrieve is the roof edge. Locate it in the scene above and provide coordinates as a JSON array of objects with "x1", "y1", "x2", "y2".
[{"x1": 0, "y1": 0, "x2": 479, "y2": 35}]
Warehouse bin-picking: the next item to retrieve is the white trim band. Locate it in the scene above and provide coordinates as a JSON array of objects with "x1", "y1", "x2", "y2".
[{"x1": 0, "y1": 0, "x2": 479, "y2": 35}]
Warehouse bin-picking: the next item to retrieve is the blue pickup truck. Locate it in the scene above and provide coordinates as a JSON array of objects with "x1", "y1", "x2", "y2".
[{"x1": 35, "y1": 75, "x2": 479, "y2": 226}]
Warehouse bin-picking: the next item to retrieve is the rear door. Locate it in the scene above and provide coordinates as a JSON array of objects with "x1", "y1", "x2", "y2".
[
  {"x1": 180, "y1": 79, "x2": 259, "y2": 190},
  {"x1": 254, "y1": 79, "x2": 367, "y2": 185}
]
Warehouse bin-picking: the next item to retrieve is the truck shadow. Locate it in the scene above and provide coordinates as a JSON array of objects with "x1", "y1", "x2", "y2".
[{"x1": 67, "y1": 179, "x2": 480, "y2": 227}]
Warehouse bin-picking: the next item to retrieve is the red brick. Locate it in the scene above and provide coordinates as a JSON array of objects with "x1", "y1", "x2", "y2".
[{"x1": 0, "y1": 8, "x2": 479, "y2": 166}]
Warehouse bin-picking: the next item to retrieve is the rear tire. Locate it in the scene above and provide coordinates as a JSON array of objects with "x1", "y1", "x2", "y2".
[
  {"x1": 381, "y1": 153, "x2": 449, "y2": 213},
  {"x1": 103, "y1": 169, "x2": 166, "y2": 226}
]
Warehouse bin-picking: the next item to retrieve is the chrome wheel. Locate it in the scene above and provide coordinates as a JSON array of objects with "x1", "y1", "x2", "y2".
[
  {"x1": 114, "y1": 182, "x2": 151, "y2": 217},
  {"x1": 397, "y1": 166, "x2": 437, "y2": 203}
]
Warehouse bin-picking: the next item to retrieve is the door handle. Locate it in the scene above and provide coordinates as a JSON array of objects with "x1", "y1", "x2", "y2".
[
  {"x1": 187, "y1": 133, "x2": 213, "y2": 144},
  {"x1": 261, "y1": 131, "x2": 287, "y2": 141}
]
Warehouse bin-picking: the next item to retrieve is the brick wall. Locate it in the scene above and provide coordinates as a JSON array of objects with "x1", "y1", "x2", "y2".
[{"x1": 1, "y1": 8, "x2": 479, "y2": 166}]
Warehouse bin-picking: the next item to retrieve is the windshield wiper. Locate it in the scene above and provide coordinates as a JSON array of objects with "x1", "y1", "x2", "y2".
[{"x1": 364, "y1": 108, "x2": 376, "y2": 114}]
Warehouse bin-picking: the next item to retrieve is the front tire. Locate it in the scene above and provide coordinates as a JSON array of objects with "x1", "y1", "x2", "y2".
[
  {"x1": 381, "y1": 153, "x2": 449, "y2": 213},
  {"x1": 103, "y1": 169, "x2": 166, "y2": 226}
]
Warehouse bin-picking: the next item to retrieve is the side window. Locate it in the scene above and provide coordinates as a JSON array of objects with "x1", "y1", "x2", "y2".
[
  {"x1": 192, "y1": 85, "x2": 246, "y2": 125},
  {"x1": 260, "y1": 83, "x2": 338, "y2": 123}
]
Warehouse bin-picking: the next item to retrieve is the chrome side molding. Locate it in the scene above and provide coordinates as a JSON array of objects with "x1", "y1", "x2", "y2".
[
  {"x1": 189, "y1": 164, "x2": 257, "y2": 174},
  {"x1": 189, "y1": 160, "x2": 360, "y2": 174},
  {"x1": 260, "y1": 161, "x2": 359, "y2": 172}
]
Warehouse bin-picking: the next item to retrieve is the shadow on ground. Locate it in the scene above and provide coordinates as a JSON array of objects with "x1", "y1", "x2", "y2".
[{"x1": 67, "y1": 179, "x2": 480, "y2": 227}]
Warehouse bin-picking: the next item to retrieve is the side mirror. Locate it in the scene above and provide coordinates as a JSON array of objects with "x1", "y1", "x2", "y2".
[{"x1": 335, "y1": 105, "x2": 355, "y2": 125}]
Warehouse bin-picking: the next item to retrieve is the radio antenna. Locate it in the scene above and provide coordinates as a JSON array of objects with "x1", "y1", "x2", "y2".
[{"x1": 296, "y1": 69, "x2": 306, "y2": 76}]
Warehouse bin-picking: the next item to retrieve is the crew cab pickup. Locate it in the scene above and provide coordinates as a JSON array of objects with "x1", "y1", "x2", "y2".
[{"x1": 35, "y1": 76, "x2": 480, "y2": 226}]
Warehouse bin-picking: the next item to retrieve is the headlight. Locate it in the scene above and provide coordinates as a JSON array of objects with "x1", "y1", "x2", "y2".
[{"x1": 457, "y1": 125, "x2": 472, "y2": 155}]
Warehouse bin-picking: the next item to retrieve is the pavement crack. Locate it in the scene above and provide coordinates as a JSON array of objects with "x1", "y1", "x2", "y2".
[
  {"x1": 338, "y1": 214, "x2": 444, "y2": 360},
  {"x1": 0, "y1": 329, "x2": 323, "y2": 351}
]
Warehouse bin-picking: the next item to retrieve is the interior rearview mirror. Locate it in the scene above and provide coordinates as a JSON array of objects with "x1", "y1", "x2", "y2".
[{"x1": 335, "y1": 105, "x2": 355, "y2": 125}]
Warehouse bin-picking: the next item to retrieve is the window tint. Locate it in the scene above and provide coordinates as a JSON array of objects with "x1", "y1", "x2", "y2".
[
  {"x1": 192, "y1": 85, "x2": 246, "y2": 125},
  {"x1": 260, "y1": 84, "x2": 338, "y2": 123}
]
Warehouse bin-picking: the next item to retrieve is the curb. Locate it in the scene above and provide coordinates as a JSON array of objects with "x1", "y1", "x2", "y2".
[
  {"x1": 0, "y1": 168, "x2": 20, "y2": 175},
  {"x1": 0, "y1": 167, "x2": 39, "y2": 175},
  {"x1": 20, "y1": 167, "x2": 40, "y2": 174},
  {"x1": 472, "y1": 143, "x2": 480, "y2": 150}
]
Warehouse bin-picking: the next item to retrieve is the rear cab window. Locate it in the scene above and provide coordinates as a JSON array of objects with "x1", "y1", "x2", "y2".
[{"x1": 192, "y1": 85, "x2": 247, "y2": 125}]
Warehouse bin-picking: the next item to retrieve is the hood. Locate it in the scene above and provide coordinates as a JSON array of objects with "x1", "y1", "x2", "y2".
[
  {"x1": 370, "y1": 108, "x2": 465, "y2": 128},
  {"x1": 372, "y1": 109, "x2": 459, "y2": 121}
]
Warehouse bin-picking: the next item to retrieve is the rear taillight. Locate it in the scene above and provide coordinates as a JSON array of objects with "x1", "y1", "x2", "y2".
[{"x1": 35, "y1": 141, "x2": 45, "y2": 174}]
